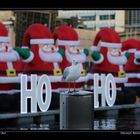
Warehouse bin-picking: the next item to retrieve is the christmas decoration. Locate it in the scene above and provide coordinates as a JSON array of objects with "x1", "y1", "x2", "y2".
[
  {"x1": 122, "y1": 39, "x2": 140, "y2": 104},
  {"x1": 53, "y1": 25, "x2": 89, "y2": 92},
  {"x1": 90, "y1": 28, "x2": 128, "y2": 105},
  {"x1": 0, "y1": 22, "x2": 23, "y2": 112},
  {"x1": 17, "y1": 23, "x2": 64, "y2": 109}
]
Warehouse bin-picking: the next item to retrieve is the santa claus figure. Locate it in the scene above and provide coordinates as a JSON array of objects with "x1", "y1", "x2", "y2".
[
  {"x1": 53, "y1": 25, "x2": 89, "y2": 92},
  {"x1": 90, "y1": 28, "x2": 128, "y2": 105},
  {"x1": 122, "y1": 39, "x2": 140, "y2": 104},
  {"x1": 16, "y1": 24, "x2": 64, "y2": 109},
  {"x1": 0, "y1": 22, "x2": 23, "y2": 112}
]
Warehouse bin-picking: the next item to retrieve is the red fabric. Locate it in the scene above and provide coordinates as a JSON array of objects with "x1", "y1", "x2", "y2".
[
  {"x1": 124, "y1": 54, "x2": 140, "y2": 71},
  {"x1": 24, "y1": 46, "x2": 56, "y2": 72},
  {"x1": 53, "y1": 25, "x2": 86, "y2": 90},
  {"x1": 93, "y1": 27, "x2": 121, "y2": 46},
  {"x1": 0, "y1": 60, "x2": 23, "y2": 91},
  {"x1": 122, "y1": 39, "x2": 140, "y2": 86},
  {"x1": 0, "y1": 23, "x2": 8, "y2": 36},
  {"x1": 23, "y1": 24, "x2": 53, "y2": 47},
  {"x1": 23, "y1": 45, "x2": 61, "y2": 90},
  {"x1": 90, "y1": 28, "x2": 125, "y2": 89},
  {"x1": 53, "y1": 25, "x2": 79, "y2": 41},
  {"x1": 122, "y1": 38, "x2": 140, "y2": 51},
  {"x1": 91, "y1": 47, "x2": 120, "y2": 73}
]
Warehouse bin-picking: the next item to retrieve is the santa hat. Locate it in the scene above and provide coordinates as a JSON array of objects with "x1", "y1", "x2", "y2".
[
  {"x1": 90, "y1": 28, "x2": 122, "y2": 51},
  {"x1": 22, "y1": 23, "x2": 54, "y2": 48},
  {"x1": 0, "y1": 22, "x2": 10, "y2": 43},
  {"x1": 122, "y1": 39, "x2": 140, "y2": 53},
  {"x1": 53, "y1": 25, "x2": 80, "y2": 46},
  {"x1": 122, "y1": 39, "x2": 140, "y2": 60}
]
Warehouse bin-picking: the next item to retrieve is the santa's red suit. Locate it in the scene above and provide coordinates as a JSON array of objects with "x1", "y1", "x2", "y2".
[
  {"x1": 0, "y1": 23, "x2": 23, "y2": 112},
  {"x1": 90, "y1": 28, "x2": 128, "y2": 104},
  {"x1": 53, "y1": 25, "x2": 89, "y2": 91},
  {"x1": 121, "y1": 39, "x2": 140, "y2": 104},
  {"x1": 21, "y1": 24, "x2": 63, "y2": 92}
]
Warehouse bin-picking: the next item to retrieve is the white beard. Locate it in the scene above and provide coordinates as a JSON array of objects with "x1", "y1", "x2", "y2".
[
  {"x1": 39, "y1": 48, "x2": 63, "y2": 62},
  {"x1": 65, "y1": 49, "x2": 86, "y2": 63},
  {"x1": 107, "y1": 52, "x2": 127, "y2": 65},
  {"x1": 0, "y1": 50, "x2": 20, "y2": 62}
]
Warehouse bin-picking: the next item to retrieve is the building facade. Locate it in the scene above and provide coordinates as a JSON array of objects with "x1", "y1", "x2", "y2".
[
  {"x1": 58, "y1": 10, "x2": 125, "y2": 32},
  {"x1": 123, "y1": 10, "x2": 140, "y2": 40},
  {"x1": 14, "y1": 10, "x2": 58, "y2": 47}
]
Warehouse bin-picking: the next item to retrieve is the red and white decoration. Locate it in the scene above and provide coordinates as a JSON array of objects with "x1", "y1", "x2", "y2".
[
  {"x1": 0, "y1": 22, "x2": 23, "y2": 94},
  {"x1": 21, "y1": 24, "x2": 63, "y2": 91},
  {"x1": 122, "y1": 39, "x2": 140, "y2": 87},
  {"x1": 90, "y1": 28, "x2": 128, "y2": 90},
  {"x1": 53, "y1": 25, "x2": 89, "y2": 91}
]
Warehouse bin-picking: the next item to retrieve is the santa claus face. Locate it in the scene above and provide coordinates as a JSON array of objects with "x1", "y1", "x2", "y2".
[
  {"x1": 107, "y1": 48, "x2": 127, "y2": 65},
  {"x1": 65, "y1": 46, "x2": 86, "y2": 63},
  {"x1": 66, "y1": 46, "x2": 82, "y2": 55},
  {"x1": 39, "y1": 44, "x2": 62, "y2": 62},
  {"x1": 0, "y1": 42, "x2": 12, "y2": 53},
  {"x1": 39, "y1": 44, "x2": 58, "y2": 54},
  {"x1": 0, "y1": 42, "x2": 19, "y2": 62}
]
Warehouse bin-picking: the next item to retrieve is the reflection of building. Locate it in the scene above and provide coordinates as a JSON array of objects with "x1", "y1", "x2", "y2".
[
  {"x1": 58, "y1": 10, "x2": 125, "y2": 32},
  {"x1": 14, "y1": 10, "x2": 58, "y2": 47}
]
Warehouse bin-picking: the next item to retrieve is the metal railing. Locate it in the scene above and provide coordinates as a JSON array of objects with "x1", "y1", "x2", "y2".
[
  {"x1": 0, "y1": 110, "x2": 60, "y2": 120},
  {"x1": 94, "y1": 104, "x2": 140, "y2": 111}
]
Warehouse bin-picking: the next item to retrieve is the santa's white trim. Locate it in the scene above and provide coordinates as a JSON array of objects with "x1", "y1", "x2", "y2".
[
  {"x1": 115, "y1": 76, "x2": 128, "y2": 83},
  {"x1": 23, "y1": 51, "x2": 34, "y2": 63},
  {"x1": 0, "y1": 89, "x2": 20, "y2": 95},
  {"x1": 48, "y1": 76, "x2": 62, "y2": 82},
  {"x1": 122, "y1": 49, "x2": 136, "y2": 54},
  {"x1": 137, "y1": 74, "x2": 140, "y2": 79},
  {"x1": 100, "y1": 41, "x2": 122, "y2": 48},
  {"x1": 124, "y1": 83, "x2": 140, "y2": 87},
  {"x1": 87, "y1": 73, "x2": 94, "y2": 80},
  {"x1": 128, "y1": 49, "x2": 137, "y2": 53},
  {"x1": 135, "y1": 51, "x2": 140, "y2": 59},
  {"x1": 0, "y1": 76, "x2": 20, "y2": 83},
  {"x1": 0, "y1": 36, "x2": 10, "y2": 42},
  {"x1": 53, "y1": 62, "x2": 60, "y2": 69},
  {"x1": 116, "y1": 87, "x2": 122, "y2": 91},
  {"x1": 23, "y1": 75, "x2": 63, "y2": 83},
  {"x1": 7, "y1": 62, "x2": 14, "y2": 70},
  {"x1": 92, "y1": 54, "x2": 104, "y2": 64},
  {"x1": 58, "y1": 40, "x2": 80, "y2": 46},
  {"x1": 21, "y1": 46, "x2": 29, "y2": 48},
  {"x1": 87, "y1": 73, "x2": 128, "y2": 83},
  {"x1": 30, "y1": 39, "x2": 54, "y2": 45},
  {"x1": 134, "y1": 59, "x2": 140, "y2": 65},
  {"x1": 90, "y1": 46, "x2": 100, "y2": 51},
  {"x1": 126, "y1": 73, "x2": 139, "y2": 78}
]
